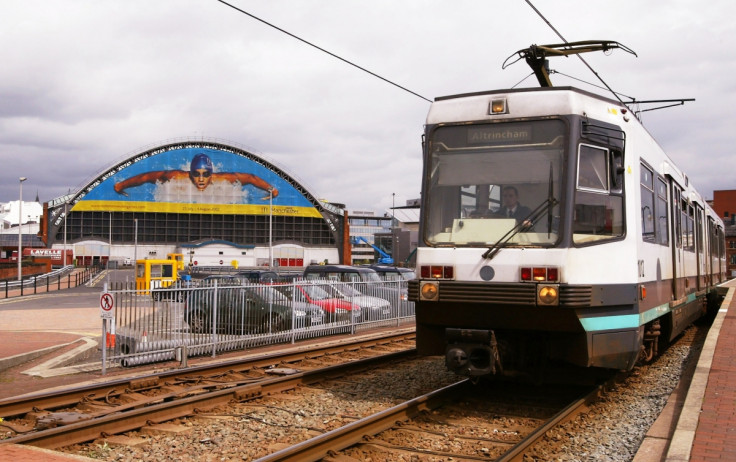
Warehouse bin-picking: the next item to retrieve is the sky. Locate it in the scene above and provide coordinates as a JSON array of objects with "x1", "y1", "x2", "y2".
[{"x1": 1, "y1": 0, "x2": 734, "y2": 214}]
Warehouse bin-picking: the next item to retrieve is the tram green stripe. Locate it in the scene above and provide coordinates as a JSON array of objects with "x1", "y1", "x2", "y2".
[
  {"x1": 579, "y1": 315, "x2": 639, "y2": 331},
  {"x1": 580, "y1": 292, "x2": 700, "y2": 332}
]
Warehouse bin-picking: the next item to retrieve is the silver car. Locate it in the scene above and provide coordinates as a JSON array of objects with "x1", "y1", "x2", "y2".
[{"x1": 319, "y1": 282, "x2": 392, "y2": 322}]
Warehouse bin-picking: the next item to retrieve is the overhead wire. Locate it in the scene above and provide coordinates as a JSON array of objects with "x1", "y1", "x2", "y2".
[
  {"x1": 551, "y1": 70, "x2": 635, "y2": 100},
  {"x1": 213, "y1": 0, "x2": 433, "y2": 103},
  {"x1": 524, "y1": 0, "x2": 631, "y2": 111}
]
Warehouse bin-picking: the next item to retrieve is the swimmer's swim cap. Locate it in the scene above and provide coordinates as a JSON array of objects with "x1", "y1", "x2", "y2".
[{"x1": 190, "y1": 153, "x2": 213, "y2": 173}]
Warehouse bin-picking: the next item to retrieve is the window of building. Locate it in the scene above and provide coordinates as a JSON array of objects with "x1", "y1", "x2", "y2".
[{"x1": 56, "y1": 211, "x2": 337, "y2": 246}]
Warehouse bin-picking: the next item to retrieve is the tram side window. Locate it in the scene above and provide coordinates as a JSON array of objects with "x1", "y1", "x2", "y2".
[
  {"x1": 673, "y1": 188, "x2": 682, "y2": 248},
  {"x1": 682, "y1": 201, "x2": 694, "y2": 252},
  {"x1": 720, "y1": 228, "x2": 726, "y2": 258},
  {"x1": 573, "y1": 145, "x2": 624, "y2": 245},
  {"x1": 656, "y1": 178, "x2": 669, "y2": 246},
  {"x1": 640, "y1": 164, "x2": 655, "y2": 242}
]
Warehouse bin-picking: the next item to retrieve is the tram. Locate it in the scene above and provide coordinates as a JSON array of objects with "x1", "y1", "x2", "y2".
[{"x1": 409, "y1": 42, "x2": 727, "y2": 378}]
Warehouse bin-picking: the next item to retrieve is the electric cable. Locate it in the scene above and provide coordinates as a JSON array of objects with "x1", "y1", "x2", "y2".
[{"x1": 214, "y1": 0, "x2": 432, "y2": 103}]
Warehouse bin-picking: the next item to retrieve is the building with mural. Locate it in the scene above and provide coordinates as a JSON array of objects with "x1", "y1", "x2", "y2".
[{"x1": 40, "y1": 140, "x2": 348, "y2": 269}]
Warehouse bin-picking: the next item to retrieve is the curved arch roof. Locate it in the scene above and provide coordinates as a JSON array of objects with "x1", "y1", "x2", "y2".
[{"x1": 48, "y1": 140, "x2": 343, "y2": 225}]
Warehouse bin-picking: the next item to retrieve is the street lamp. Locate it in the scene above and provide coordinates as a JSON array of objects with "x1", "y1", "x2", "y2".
[
  {"x1": 268, "y1": 188, "x2": 274, "y2": 270},
  {"x1": 134, "y1": 218, "x2": 138, "y2": 264},
  {"x1": 63, "y1": 200, "x2": 68, "y2": 266},
  {"x1": 18, "y1": 177, "x2": 27, "y2": 281}
]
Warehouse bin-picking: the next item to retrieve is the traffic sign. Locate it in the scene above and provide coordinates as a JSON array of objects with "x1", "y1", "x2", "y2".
[{"x1": 100, "y1": 292, "x2": 115, "y2": 319}]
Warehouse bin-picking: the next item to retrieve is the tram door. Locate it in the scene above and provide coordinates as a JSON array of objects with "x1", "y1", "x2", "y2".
[
  {"x1": 695, "y1": 205, "x2": 705, "y2": 290},
  {"x1": 670, "y1": 183, "x2": 686, "y2": 301}
]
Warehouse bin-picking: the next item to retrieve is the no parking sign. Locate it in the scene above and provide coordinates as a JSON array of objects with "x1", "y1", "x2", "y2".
[{"x1": 100, "y1": 292, "x2": 115, "y2": 319}]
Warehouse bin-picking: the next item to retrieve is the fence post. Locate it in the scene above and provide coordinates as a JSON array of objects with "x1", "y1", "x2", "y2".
[{"x1": 212, "y1": 280, "x2": 218, "y2": 358}]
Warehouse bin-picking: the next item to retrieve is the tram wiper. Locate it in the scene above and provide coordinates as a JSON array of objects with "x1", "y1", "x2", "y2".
[{"x1": 481, "y1": 196, "x2": 558, "y2": 260}]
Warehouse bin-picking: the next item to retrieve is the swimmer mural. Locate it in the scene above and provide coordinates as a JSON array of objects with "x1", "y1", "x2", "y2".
[
  {"x1": 71, "y1": 144, "x2": 322, "y2": 218},
  {"x1": 42, "y1": 140, "x2": 345, "y2": 267}
]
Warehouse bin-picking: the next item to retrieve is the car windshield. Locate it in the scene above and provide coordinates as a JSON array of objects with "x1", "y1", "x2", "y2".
[
  {"x1": 400, "y1": 270, "x2": 416, "y2": 281},
  {"x1": 424, "y1": 120, "x2": 564, "y2": 247},
  {"x1": 335, "y1": 284, "x2": 362, "y2": 297},
  {"x1": 361, "y1": 272, "x2": 382, "y2": 283},
  {"x1": 322, "y1": 283, "x2": 361, "y2": 298},
  {"x1": 249, "y1": 286, "x2": 289, "y2": 303},
  {"x1": 302, "y1": 285, "x2": 331, "y2": 300}
]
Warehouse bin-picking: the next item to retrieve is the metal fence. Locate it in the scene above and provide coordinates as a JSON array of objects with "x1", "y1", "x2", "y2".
[
  {"x1": 102, "y1": 277, "x2": 415, "y2": 369},
  {"x1": 2, "y1": 265, "x2": 99, "y2": 299}
]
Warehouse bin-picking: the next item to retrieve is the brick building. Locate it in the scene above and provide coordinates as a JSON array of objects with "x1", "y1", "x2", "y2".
[{"x1": 713, "y1": 190, "x2": 736, "y2": 277}]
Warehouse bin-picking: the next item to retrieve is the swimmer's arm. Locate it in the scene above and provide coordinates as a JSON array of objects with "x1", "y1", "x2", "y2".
[
  {"x1": 220, "y1": 173, "x2": 279, "y2": 199},
  {"x1": 114, "y1": 171, "x2": 185, "y2": 196}
]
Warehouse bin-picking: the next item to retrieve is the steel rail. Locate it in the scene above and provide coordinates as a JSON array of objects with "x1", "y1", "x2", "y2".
[
  {"x1": 496, "y1": 384, "x2": 603, "y2": 461},
  {"x1": 2, "y1": 348, "x2": 416, "y2": 449},
  {"x1": 255, "y1": 380, "x2": 602, "y2": 461},
  {"x1": 0, "y1": 331, "x2": 415, "y2": 419},
  {"x1": 255, "y1": 379, "x2": 471, "y2": 462}
]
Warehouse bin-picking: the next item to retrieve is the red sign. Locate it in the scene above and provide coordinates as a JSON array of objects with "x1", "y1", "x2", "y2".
[{"x1": 100, "y1": 293, "x2": 114, "y2": 318}]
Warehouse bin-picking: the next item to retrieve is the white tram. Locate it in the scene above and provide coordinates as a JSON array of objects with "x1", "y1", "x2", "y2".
[{"x1": 409, "y1": 44, "x2": 727, "y2": 378}]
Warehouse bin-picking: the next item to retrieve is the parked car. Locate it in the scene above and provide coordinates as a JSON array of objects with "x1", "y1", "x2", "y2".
[
  {"x1": 274, "y1": 282, "x2": 361, "y2": 323},
  {"x1": 361, "y1": 264, "x2": 415, "y2": 317},
  {"x1": 319, "y1": 282, "x2": 392, "y2": 322},
  {"x1": 362, "y1": 264, "x2": 416, "y2": 281},
  {"x1": 236, "y1": 270, "x2": 279, "y2": 283},
  {"x1": 186, "y1": 285, "x2": 324, "y2": 335},
  {"x1": 199, "y1": 275, "x2": 242, "y2": 286},
  {"x1": 303, "y1": 264, "x2": 404, "y2": 312},
  {"x1": 151, "y1": 274, "x2": 194, "y2": 302}
]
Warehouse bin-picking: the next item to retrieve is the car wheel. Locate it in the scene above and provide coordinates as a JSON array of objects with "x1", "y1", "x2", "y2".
[
  {"x1": 188, "y1": 310, "x2": 210, "y2": 334},
  {"x1": 262, "y1": 313, "x2": 285, "y2": 333}
]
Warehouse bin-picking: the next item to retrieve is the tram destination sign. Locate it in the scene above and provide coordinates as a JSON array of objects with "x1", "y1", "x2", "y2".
[{"x1": 467, "y1": 125, "x2": 532, "y2": 144}]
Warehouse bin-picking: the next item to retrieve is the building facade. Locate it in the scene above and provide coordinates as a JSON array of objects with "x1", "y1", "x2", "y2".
[
  {"x1": 712, "y1": 190, "x2": 736, "y2": 277},
  {"x1": 348, "y1": 210, "x2": 392, "y2": 265},
  {"x1": 40, "y1": 140, "x2": 346, "y2": 269}
]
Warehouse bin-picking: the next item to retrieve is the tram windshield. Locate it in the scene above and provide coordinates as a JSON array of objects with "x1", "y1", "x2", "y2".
[{"x1": 424, "y1": 120, "x2": 564, "y2": 247}]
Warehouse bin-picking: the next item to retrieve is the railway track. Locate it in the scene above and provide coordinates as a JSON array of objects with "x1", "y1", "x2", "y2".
[
  {"x1": 53, "y1": 361, "x2": 607, "y2": 461},
  {"x1": 0, "y1": 331, "x2": 416, "y2": 449},
  {"x1": 259, "y1": 380, "x2": 602, "y2": 461}
]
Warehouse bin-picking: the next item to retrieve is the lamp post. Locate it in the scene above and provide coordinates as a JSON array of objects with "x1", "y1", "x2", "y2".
[
  {"x1": 63, "y1": 200, "x2": 68, "y2": 266},
  {"x1": 134, "y1": 218, "x2": 138, "y2": 264},
  {"x1": 268, "y1": 188, "x2": 274, "y2": 269},
  {"x1": 107, "y1": 212, "x2": 112, "y2": 284},
  {"x1": 18, "y1": 177, "x2": 27, "y2": 281}
]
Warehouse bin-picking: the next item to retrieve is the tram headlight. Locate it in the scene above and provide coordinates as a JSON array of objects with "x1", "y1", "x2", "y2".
[
  {"x1": 537, "y1": 284, "x2": 559, "y2": 306},
  {"x1": 420, "y1": 281, "x2": 439, "y2": 301},
  {"x1": 490, "y1": 98, "x2": 507, "y2": 114}
]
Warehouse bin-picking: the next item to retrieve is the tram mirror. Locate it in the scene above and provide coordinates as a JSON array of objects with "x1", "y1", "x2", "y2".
[{"x1": 610, "y1": 151, "x2": 624, "y2": 190}]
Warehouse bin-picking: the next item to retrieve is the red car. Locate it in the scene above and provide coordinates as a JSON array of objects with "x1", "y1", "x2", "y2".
[{"x1": 274, "y1": 282, "x2": 361, "y2": 323}]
